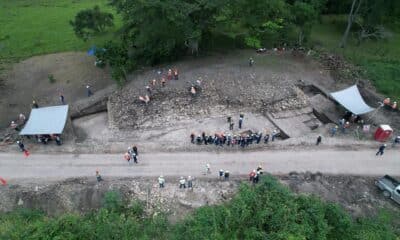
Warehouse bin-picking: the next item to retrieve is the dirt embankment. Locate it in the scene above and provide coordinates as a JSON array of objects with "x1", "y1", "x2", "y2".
[{"x1": 1, "y1": 173, "x2": 398, "y2": 220}]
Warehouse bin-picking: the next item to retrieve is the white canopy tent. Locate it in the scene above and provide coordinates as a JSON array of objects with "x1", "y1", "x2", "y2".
[
  {"x1": 20, "y1": 105, "x2": 69, "y2": 135},
  {"x1": 330, "y1": 85, "x2": 375, "y2": 115}
]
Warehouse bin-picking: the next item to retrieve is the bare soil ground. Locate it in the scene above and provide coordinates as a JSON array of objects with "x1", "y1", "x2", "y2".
[
  {"x1": 0, "y1": 52, "x2": 112, "y2": 127},
  {"x1": 0, "y1": 174, "x2": 398, "y2": 220}
]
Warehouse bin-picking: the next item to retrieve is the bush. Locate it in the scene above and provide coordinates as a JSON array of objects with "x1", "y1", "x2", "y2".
[{"x1": 0, "y1": 177, "x2": 398, "y2": 240}]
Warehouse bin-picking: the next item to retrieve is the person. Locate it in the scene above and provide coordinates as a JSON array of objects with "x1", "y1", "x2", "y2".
[
  {"x1": 316, "y1": 136, "x2": 322, "y2": 145},
  {"x1": 264, "y1": 134, "x2": 270, "y2": 143},
  {"x1": 376, "y1": 144, "x2": 386, "y2": 156},
  {"x1": 86, "y1": 85, "x2": 93, "y2": 97},
  {"x1": 383, "y1": 97, "x2": 391, "y2": 106},
  {"x1": 32, "y1": 100, "x2": 39, "y2": 109},
  {"x1": 343, "y1": 121, "x2": 350, "y2": 133},
  {"x1": 256, "y1": 132, "x2": 262, "y2": 144},
  {"x1": 256, "y1": 165, "x2": 263, "y2": 174},
  {"x1": 124, "y1": 152, "x2": 131, "y2": 164},
  {"x1": 190, "y1": 133, "x2": 195, "y2": 143},
  {"x1": 18, "y1": 113, "x2": 26, "y2": 125},
  {"x1": 173, "y1": 69, "x2": 179, "y2": 80},
  {"x1": 271, "y1": 130, "x2": 277, "y2": 141},
  {"x1": 16, "y1": 141, "x2": 25, "y2": 152},
  {"x1": 227, "y1": 116, "x2": 232, "y2": 123},
  {"x1": 238, "y1": 115, "x2": 243, "y2": 129},
  {"x1": 146, "y1": 85, "x2": 152, "y2": 95},
  {"x1": 132, "y1": 152, "x2": 138, "y2": 164},
  {"x1": 229, "y1": 122, "x2": 234, "y2": 130},
  {"x1": 249, "y1": 170, "x2": 256, "y2": 182},
  {"x1": 249, "y1": 57, "x2": 254, "y2": 67},
  {"x1": 219, "y1": 169, "x2": 224, "y2": 180},
  {"x1": 96, "y1": 170, "x2": 103, "y2": 182},
  {"x1": 158, "y1": 175, "x2": 165, "y2": 188},
  {"x1": 190, "y1": 86, "x2": 196, "y2": 95},
  {"x1": 196, "y1": 135, "x2": 202, "y2": 144},
  {"x1": 187, "y1": 176, "x2": 193, "y2": 188},
  {"x1": 206, "y1": 163, "x2": 211, "y2": 174},
  {"x1": 330, "y1": 125, "x2": 338, "y2": 137},
  {"x1": 132, "y1": 145, "x2": 138, "y2": 156},
  {"x1": 179, "y1": 177, "x2": 186, "y2": 188},
  {"x1": 253, "y1": 172, "x2": 259, "y2": 183},
  {"x1": 392, "y1": 136, "x2": 400, "y2": 147},
  {"x1": 151, "y1": 79, "x2": 157, "y2": 86},
  {"x1": 60, "y1": 93, "x2": 65, "y2": 105},
  {"x1": 224, "y1": 170, "x2": 230, "y2": 181},
  {"x1": 167, "y1": 69, "x2": 173, "y2": 80},
  {"x1": 10, "y1": 121, "x2": 20, "y2": 132},
  {"x1": 55, "y1": 135, "x2": 62, "y2": 146},
  {"x1": 161, "y1": 77, "x2": 166, "y2": 87}
]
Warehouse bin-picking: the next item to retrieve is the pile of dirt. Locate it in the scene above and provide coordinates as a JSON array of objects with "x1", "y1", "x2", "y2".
[
  {"x1": 317, "y1": 51, "x2": 362, "y2": 84},
  {"x1": 108, "y1": 52, "x2": 314, "y2": 129}
]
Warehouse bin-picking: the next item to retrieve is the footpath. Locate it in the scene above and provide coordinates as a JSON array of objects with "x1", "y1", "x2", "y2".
[{"x1": 0, "y1": 149, "x2": 399, "y2": 180}]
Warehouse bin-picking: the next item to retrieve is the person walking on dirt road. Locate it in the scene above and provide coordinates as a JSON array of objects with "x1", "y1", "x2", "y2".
[
  {"x1": 187, "y1": 176, "x2": 193, "y2": 188},
  {"x1": 206, "y1": 163, "x2": 211, "y2": 175},
  {"x1": 96, "y1": 171, "x2": 103, "y2": 182},
  {"x1": 219, "y1": 169, "x2": 224, "y2": 180},
  {"x1": 179, "y1": 177, "x2": 186, "y2": 188},
  {"x1": 132, "y1": 145, "x2": 138, "y2": 156},
  {"x1": 224, "y1": 170, "x2": 230, "y2": 181},
  {"x1": 376, "y1": 144, "x2": 387, "y2": 156},
  {"x1": 16, "y1": 141, "x2": 25, "y2": 152},
  {"x1": 158, "y1": 175, "x2": 165, "y2": 188},
  {"x1": 316, "y1": 136, "x2": 322, "y2": 145}
]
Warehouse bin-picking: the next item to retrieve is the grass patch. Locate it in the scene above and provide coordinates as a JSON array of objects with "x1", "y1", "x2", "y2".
[
  {"x1": 0, "y1": 0, "x2": 121, "y2": 61},
  {"x1": 310, "y1": 15, "x2": 400, "y2": 99}
]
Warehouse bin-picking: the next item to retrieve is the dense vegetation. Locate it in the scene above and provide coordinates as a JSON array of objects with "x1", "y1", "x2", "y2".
[{"x1": 1, "y1": 176, "x2": 399, "y2": 240}]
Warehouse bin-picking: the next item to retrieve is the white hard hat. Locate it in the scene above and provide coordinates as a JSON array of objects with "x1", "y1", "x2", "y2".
[{"x1": 16, "y1": 141, "x2": 20, "y2": 143}]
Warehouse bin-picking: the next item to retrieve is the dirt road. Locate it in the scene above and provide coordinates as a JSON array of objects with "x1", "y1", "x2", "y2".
[{"x1": 0, "y1": 149, "x2": 399, "y2": 180}]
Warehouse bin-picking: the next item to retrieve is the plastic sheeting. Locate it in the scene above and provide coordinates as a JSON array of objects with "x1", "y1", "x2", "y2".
[
  {"x1": 330, "y1": 85, "x2": 374, "y2": 115},
  {"x1": 20, "y1": 105, "x2": 69, "y2": 135}
]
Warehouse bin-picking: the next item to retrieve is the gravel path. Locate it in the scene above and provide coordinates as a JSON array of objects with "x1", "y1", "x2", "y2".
[{"x1": 0, "y1": 149, "x2": 399, "y2": 180}]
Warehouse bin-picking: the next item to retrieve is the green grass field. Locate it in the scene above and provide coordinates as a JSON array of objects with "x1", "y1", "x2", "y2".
[
  {"x1": 310, "y1": 15, "x2": 400, "y2": 99},
  {"x1": 0, "y1": 0, "x2": 121, "y2": 61}
]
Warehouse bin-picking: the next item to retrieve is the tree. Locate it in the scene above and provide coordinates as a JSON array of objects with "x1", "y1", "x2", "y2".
[
  {"x1": 339, "y1": 0, "x2": 363, "y2": 48},
  {"x1": 70, "y1": 5, "x2": 114, "y2": 41},
  {"x1": 95, "y1": 41, "x2": 132, "y2": 86},
  {"x1": 291, "y1": 1, "x2": 318, "y2": 46}
]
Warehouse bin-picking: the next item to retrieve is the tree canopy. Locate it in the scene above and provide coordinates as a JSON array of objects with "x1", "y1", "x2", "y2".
[{"x1": 70, "y1": 5, "x2": 114, "y2": 41}]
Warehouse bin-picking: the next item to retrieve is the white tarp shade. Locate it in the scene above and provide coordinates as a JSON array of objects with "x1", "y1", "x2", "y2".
[
  {"x1": 330, "y1": 85, "x2": 374, "y2": 115},
  {"x1": 20, "y1": 105, "x2": 69, "y2": 135}
]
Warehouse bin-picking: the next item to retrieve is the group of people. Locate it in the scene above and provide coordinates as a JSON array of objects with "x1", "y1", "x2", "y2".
[
  {"x1": 383, "y1": 98, "x2": 397, "y2": 111},
  {"x1": 190, "y1": 129, "x2": 279, "y2": 148},
  {"x1": 218, "y1": 169, "x2": 230, "y2": 181},
  {"x1": 249, "y1": 166, "x2": 264, "y2": 184},
  {"x1": 124, "y1": 145, "x2": 139, "y2": 164},
  {"x1": 139, "y1": 68, "x2": 179, "y2": 104},
  {"x1": 9, "y1": 113, "x2": 26, "y2": 132}
]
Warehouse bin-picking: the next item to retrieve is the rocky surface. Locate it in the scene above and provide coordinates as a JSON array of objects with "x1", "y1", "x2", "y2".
[{"x1": 1, "y1": 174, "x2": 398, "y2": 219}]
